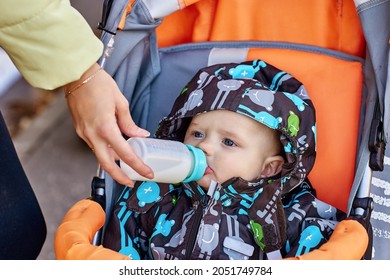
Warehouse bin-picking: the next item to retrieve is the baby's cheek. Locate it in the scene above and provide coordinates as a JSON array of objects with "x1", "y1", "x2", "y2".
[{"x1": 230, "y1": 168, "x2": 258, "y2": 182}]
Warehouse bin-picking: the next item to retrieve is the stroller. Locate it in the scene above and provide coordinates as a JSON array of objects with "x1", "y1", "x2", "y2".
[{"x1": 55, "y1": 0, "x2": 389, "y2": 259}]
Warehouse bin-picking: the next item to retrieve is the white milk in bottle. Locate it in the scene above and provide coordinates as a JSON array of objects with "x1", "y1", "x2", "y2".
[{"x1": 120, "y1": 137, "x2": 207, "y2": 183}]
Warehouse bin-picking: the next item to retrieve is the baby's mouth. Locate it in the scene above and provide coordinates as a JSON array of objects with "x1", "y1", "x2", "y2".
[{"x1": 204, "y1": 166, "x2": 214, "y2": 175}]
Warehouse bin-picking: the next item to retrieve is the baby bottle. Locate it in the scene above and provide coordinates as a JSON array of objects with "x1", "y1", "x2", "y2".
[{"x1": 120, "y1": 137, "x2": 207, "y2": 183}]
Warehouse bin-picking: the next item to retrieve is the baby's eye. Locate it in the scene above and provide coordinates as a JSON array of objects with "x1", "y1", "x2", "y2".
[
  {"x1": 193, "y1": 131, "x2": 204, "y2": 138},
  {"x1": 223, "y1": 138, "x2": 236, "y2": 147}
]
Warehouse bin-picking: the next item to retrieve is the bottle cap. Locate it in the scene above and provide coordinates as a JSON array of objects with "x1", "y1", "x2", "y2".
[{"x1": 183, "y1": 144, "x2": 207, "y2": 182}]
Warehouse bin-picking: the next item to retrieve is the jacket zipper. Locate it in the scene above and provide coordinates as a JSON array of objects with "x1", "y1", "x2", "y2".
[{"x1": 184, "y1": 193, "x2": 209, "y2": 259}]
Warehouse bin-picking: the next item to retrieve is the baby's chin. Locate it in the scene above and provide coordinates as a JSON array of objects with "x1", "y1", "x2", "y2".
[{"x1": 196, "y1": 174, "x2": 217, "y2": 190}]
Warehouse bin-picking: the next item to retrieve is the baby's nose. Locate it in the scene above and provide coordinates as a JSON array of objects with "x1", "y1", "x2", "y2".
[{"x1": 198, "y1": 141, "x2": 213, "y2": 156}]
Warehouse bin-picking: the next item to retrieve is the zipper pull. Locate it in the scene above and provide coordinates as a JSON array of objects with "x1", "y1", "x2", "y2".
[
  {"x1": 192, "y1": 201, "x2": 199, "y2": 210},
  {"x1": 201, "y1": 194, "x2": 210, "y2": 208}
]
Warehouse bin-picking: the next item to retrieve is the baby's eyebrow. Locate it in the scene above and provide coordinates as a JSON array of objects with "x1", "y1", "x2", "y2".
[
  {"x1": 219, "y1": 128, "x2": 240, "y2": 139},
  {"x1": 189, "y1": 121, "x2": 200, "y2": 127},
  {"x1": 187, "y1": 121, "x2": 202, "y2": 130}
]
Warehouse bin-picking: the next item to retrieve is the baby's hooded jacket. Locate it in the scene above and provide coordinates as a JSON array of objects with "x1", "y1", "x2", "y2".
[{"x1": 103, "y1": 60, "x2": 346, "y2": 259}]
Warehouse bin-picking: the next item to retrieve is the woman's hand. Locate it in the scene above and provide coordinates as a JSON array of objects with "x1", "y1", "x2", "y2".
[{"x1": 63, "y1": 63, "x2": 154, "y2": 186}]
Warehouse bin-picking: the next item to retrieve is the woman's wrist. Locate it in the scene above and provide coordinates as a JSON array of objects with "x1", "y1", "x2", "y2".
[{"x1": 63, "y1": 63, "x2": 102, "y2": 98}]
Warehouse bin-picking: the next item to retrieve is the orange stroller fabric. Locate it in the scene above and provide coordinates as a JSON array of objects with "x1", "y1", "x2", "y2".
[
  {"x1": 285, "y1": 219, "x2": 369, "y2": 260},
  {"x1": 54, "y1": 199, "x2": 130, "y2": 260},
  {"x1": 156, "y1": 0, "x2": 365, "y2": 57},
  {"x1": 120, "y1": 0, "x2": 365, "y2": 56}
]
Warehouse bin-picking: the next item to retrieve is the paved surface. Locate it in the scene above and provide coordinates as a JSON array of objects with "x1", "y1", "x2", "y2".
[
  {"x1": 13, "y1": 95, "x2": 97, "y2": 260},
  {"x1": 1, "y1": 0, "x2": 103, "y2": 260}
]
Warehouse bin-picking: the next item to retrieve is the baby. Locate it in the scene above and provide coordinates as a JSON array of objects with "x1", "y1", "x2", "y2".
[{"x1": 102, "y1": 60, "x2": 346, "y2": 260}]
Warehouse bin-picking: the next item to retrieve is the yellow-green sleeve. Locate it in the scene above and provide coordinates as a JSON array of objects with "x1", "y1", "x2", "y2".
[{"x1": 0, "y1": 0, "x2": 104, "y2": 90}]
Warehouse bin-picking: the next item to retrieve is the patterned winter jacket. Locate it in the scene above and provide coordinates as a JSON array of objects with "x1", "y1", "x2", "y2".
[{"x1": 102, "y1": 60, "x2": 346, "y2": 259}]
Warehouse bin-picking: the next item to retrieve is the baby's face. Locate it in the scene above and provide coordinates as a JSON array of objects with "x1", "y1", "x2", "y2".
[{"x1": 184, "y1": 110, "x2": 283, "y2": 189}]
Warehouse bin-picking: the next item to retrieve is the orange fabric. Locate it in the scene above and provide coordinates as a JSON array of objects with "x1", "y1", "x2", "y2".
[
  {"x1": 285, "y1": 220, "x2": 368, "y2": 260},
  {"x1": 118, "y1": 0, "x2": 135, "y2": 30},
  {"x1": 181, "y1": 0, "x2": 203, "y2": 8},
  {"x1": 246, "y1": 49, "x2": 362, "y2": 212},
  {"x1": 156, "y1": 0, "x2": 365, "y2": 57},
  {"x1": 54, "y1": 199, "x2": 130, "y2": 260}
]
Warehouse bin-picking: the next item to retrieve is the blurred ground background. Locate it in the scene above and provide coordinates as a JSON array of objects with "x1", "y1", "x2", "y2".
[
  {"x1": 1, "y1": 0, "x2": 390, "y2": 260},
  {"x1": 0, "y1": 1, "x2": 102, "y2": 259}
]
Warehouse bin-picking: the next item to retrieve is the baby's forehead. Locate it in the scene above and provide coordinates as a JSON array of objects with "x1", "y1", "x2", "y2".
[
  {"x1": 190, "y1": 109, "x2": 274, "y2": 133},
  {"x1": 191, "y1": 109, "x2": 241, "y2": 122}
]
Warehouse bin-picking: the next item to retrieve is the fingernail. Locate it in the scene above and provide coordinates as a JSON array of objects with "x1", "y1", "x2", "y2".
[
  {"x1": 137, "y1": 128, "x2": 150, "y2": 137},
  {"x1": 145, "y1": 172, "x2": 154, "y2": 179},
  {"x1": 127, "y1": 181, "x2": 135, "y2": 187}
]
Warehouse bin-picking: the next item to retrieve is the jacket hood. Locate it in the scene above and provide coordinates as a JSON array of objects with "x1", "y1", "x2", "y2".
[{"x1": 155, "y1": 60, "x2": 316, "y2": 194}]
